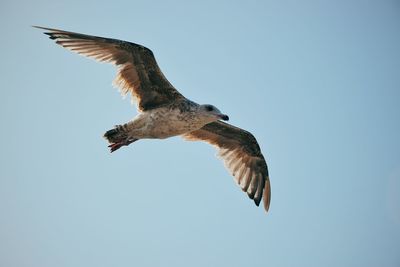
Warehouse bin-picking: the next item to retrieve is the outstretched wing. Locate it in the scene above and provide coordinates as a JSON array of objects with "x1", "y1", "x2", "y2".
[
  {"x1": 34, "y1": 26, "x2": 185, "y2": 111},
  {"x1": 183, "y1": 121, "x2": 271, "y2": 212}
]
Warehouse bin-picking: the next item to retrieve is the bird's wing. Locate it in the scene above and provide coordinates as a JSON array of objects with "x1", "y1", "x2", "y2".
[
  {"x1": 34, "y1": 26, "x2": 185, "y2": 111},
  {"x1": 182, "y1": 121, "x2": 271, "y2": 212}
]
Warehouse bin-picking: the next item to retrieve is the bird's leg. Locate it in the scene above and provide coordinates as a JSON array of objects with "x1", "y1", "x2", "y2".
[{"x1": 108, "y1": 138, "x2": 138, "y2": 153}]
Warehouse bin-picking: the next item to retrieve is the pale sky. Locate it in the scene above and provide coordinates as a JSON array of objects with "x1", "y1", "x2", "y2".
[{"x1": 1, "y1": 0, "x2": 399, "y2": 266}]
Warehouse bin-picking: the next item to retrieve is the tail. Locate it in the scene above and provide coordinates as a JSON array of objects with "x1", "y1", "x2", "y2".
[
  {"x1": 103, "y1": 125, "x2": 137, "y2": 152},
  {"x1": 103, "y1": 126, "x2": 126, "y2": 143}
]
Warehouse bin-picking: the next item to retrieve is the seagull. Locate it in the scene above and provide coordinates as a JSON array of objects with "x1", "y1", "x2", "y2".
[{"x1": 35, "y1": 26, "x2": 271, "y2": 212}]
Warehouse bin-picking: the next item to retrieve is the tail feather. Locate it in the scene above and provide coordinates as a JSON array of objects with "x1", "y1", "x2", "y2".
[
  {"x1": 103, "y1": 125, "x2": 127, "y2": 143},
  {"x1": 103, "y1": 125, "x2": 138, "y2": 152}
]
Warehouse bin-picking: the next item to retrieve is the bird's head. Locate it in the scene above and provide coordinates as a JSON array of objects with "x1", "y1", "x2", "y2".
[{"x1": 199, "y1": 104, "x2": 229, "y2": 122}]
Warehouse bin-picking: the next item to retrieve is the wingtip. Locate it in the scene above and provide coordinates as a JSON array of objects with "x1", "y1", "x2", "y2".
[
  {"x1": 32, "y1": 25, "x2": 48, "y2": 30},
  {"x1": 32, "y1": 25, "x2": 63, "y2": 33},
  {"x1": 32, "y1": 25, "x2": 54, "y2": 37},
  {"x1": 263, "y1": 178, "x2": 271, "y2": 213}
]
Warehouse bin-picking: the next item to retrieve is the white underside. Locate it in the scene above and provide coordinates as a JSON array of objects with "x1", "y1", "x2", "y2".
[{"x1": 125, "y1": 108, "x2": 213, "y2": 139}]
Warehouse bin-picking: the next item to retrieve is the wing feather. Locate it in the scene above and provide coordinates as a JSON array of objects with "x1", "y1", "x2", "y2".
[
  {"x1": 183, "y1": 121, "x2": 271, "y2": 212},
  {"x1": 241, "y1": 168, "x2": 252, "y2": 192},
  {"x1": 35, "y1": 26, "x2": 185, "y2": 111}
]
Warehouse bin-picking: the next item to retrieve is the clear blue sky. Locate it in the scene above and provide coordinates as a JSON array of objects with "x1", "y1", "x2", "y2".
[{"x1": 1, "y1": 0, "x2": 399, "y2": 266}]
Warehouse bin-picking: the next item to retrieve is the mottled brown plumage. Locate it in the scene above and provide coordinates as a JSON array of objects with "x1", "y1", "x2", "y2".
[
  {"x1": 183, "y1": 121, "x2": 270, "y2": 210},
  {"x1": 34, "y1": 26, "x2": 184, "y2": 111},
  {"x1": 35, "y1": 26, "x2": 271, "y2": 213}
]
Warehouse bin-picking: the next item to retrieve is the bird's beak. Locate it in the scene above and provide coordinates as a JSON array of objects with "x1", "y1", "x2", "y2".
[{"x1": 219, "y1": 114, "x2": 229, "y2": 121}]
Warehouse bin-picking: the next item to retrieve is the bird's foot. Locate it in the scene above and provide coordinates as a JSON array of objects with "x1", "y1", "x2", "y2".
[{"x1": 108, "y1": 138, "x2": 137, "y2": 153}]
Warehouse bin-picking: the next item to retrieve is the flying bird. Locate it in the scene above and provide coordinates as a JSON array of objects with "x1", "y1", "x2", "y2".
[{"x1": 35, "y1": 26, "x2": 271, "y2": 212}]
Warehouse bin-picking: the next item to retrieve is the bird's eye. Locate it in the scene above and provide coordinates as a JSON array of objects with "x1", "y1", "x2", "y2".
[{"x1": 205, "y1": 106, "x2": 213, "y2": 112}]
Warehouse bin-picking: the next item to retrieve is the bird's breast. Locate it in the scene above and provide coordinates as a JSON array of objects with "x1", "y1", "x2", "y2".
[{"x1": 143, "y1": 108, "x2": 206, "y2": 139}]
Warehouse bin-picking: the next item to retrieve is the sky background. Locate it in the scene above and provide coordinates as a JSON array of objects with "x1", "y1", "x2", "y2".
[{"x1": 1, "y1": 0, "x2": 400, "y2": 266}]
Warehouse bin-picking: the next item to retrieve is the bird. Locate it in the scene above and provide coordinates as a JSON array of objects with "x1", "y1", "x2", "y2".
[{"x1": 34, "y1": 26, "x2": 271, "y2": 212}]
